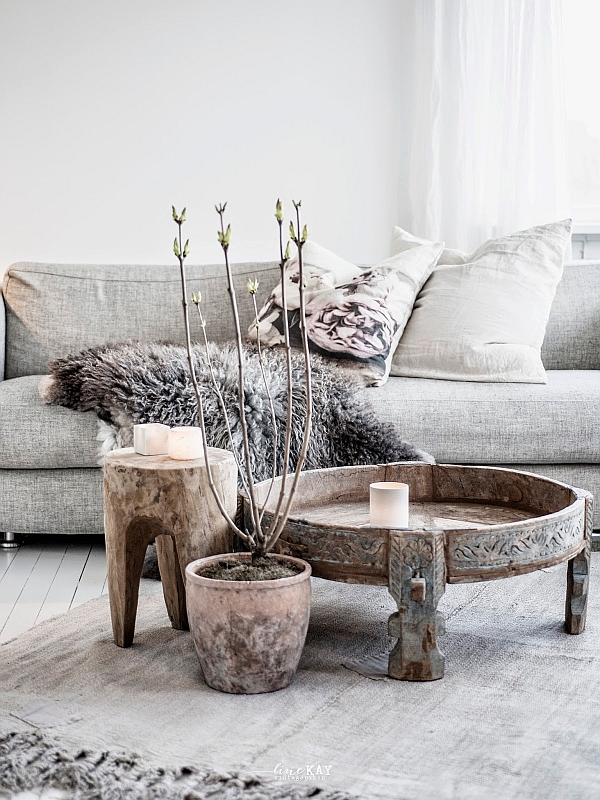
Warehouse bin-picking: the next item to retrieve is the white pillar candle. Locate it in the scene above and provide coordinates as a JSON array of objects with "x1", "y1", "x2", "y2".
[
  {"x1": 133, "y1": 423, "x2": 170, "y2": 456},
  {"x1": 168, "y1": 427, "x2": 204, "y2": 460},
  {"x1": 370, "y1": 482, "x2": 409, "y2": 528}
]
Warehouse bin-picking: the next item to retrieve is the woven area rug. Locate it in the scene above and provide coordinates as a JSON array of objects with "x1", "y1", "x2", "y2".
[{"x1": 1, "y1": 564, "x2": 600, "y2": 800}]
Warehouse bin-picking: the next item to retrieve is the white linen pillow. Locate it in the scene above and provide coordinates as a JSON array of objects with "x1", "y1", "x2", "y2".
[
  {"x1": 392, "y1": 226, "x2": 468, "y2": 266},
  {"x1": 391, "y1": 219, "x2": 572, "y2": 383},
  {"x1": 248, "y1": 239, "x2": 444, "y2": 387}
]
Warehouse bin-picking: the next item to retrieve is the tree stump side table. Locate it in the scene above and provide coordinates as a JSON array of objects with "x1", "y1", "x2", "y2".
[{"x1": 104, "y1": 447, "x2": 237, "y2": 647}]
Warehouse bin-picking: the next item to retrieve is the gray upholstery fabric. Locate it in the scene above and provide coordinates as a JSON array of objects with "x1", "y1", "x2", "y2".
[
  {"x1": 0, "y1": 290, "x2": 5, "y2": 380},
  {"x1": 366, "y1": 370, "x2": 600, "y2": 464},
  {"x1": 541, "y1": 261, "x2": 600, "y2": 370},
  {"x1": 2, "y1": 261, "x2": 281, "y2": 379},
  {"x1": 0, "y1": 376, "x2": 100, "y2": 469},
  {"x1": 0, "y1": 468, "x2": 103, "y2": 534}
]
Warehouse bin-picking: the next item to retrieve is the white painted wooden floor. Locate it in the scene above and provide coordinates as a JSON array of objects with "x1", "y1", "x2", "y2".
[{"x1": 0, "y1": 536, "x2": 107, "y2": 643}]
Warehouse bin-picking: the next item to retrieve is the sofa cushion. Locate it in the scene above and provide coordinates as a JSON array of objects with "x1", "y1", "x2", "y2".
[
  {"x1": 4, "y1": 369, "x2": 599, "y2": 472},
  {"x1": 247, "y1": 239, "x2": 443, "y2": 387},
  {"x1": 366, "y1": 370, "x2": 600, "y2": 464},
  {"x1": 1, "y1": 261, "x2": 281, "y2": 379},
  {"x1": 0, "y1": 468, "x2": 104, "y2": 534},
  {"x1": 541, "y1": 261, "x2": 600, "y2": 370},
  {"x1": 391, "y1": 220, "x2": 572, "y2": 384},
  {"x1": 0, "y1": 376, "x2": 99, "y2": 469}
]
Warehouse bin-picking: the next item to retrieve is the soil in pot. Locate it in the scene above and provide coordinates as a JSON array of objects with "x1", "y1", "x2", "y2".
[{"x1": 197, "y1": 556, "x2": 302, "y2": 581}]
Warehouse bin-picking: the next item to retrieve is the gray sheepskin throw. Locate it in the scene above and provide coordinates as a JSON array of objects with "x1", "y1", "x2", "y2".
[
  {"x1": 0, "y1": 730, "x2": 356, "y2": 800},
  {"x1": 42, "y1": 340, "x2": 433, "y2": 480}
]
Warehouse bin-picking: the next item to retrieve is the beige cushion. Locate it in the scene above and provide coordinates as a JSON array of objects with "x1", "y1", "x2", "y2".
[{"x1": 391, "y1": 220, "x2": 572, "y2": 383}]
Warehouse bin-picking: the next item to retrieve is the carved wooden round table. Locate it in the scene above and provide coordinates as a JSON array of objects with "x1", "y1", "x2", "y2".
[{"x1": 251, "y1": 464, "x2": 593, "y2": 681}]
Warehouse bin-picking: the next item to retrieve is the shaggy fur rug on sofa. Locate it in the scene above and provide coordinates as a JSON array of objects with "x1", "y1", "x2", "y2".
[{"x1": 42, "y1": 340, "x2": 433, "y2": 481}]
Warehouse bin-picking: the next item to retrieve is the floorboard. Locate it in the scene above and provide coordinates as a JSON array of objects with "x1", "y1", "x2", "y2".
[
  {"x1": 0, "y1": 537, "x2": 121, "y2": 641},
  {"x1": 34, "y1": 541, "x2": 93, "y2": 625},
  {"x1": 71, "y1": 542, "x2": 107, "y2": 608},
  {"x1": 0, "y1": 544, "x2": 44, "y2": 633},
  {"x1": 0, "y1": 548, "x2": 19, "y2": 583},
  {"x1": 0, "y1": 543, "x2": 67, "y2": 643}
]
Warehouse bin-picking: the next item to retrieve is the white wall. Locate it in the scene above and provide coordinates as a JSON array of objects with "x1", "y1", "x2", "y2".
[{"x1": 0, "y1": 1, "x2": 412, "y2": 272}]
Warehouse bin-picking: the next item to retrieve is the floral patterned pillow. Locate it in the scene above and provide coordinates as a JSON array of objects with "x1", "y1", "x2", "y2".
[{"x1": 248, "y1": 240, "x2": 443, "y2": 386}]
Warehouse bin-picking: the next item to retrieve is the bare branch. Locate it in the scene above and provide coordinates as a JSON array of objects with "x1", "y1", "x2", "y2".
[
  {"x1": 251, "y1": 292, "x2": 279, "y2": 523},
  {"x1": 216, "y1": 207, "x2": 264, "y2": 551},
  {"x1": 196, "y1": 304, "x2": 251, "y2": 501},
  {"x1": 175, "y1": 216, "x2": 250, "y2": 545},
  {"x1": 265, "y1": 202, "x2": 313, "y2": 550},
  {"x1": 266, "y1": 213, "x2": 294, "y2": 539}
]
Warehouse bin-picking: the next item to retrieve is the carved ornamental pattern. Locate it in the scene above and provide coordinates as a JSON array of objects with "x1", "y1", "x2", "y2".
[
  {"x1": 277, "y1": 524, "x2": 386, "y2": 567},
  {"x1": 449, "y1": 513, "x2": 584, "y2": 573},
  {"x1": 401, "y1": 539, "x2": 433, "y2": 572},
  {"x1": 389, "y1": 532, "x2": 445, "y2": 604}
]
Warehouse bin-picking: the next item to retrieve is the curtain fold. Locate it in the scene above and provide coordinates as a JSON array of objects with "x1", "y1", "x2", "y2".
[{"x1": 407, "y1": 0, "x2": 570, "y2": 252}]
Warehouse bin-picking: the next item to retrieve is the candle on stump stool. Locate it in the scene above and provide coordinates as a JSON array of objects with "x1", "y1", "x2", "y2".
[
  {"x1": 370, "y1": 482, "x2": 409, "y2": 528},
  {"x1": 168, "y1": 427, "x2": 204, "y2": 460},
  {"x1": 133, "y1": 423, "x2": 170, "y2": 456}
]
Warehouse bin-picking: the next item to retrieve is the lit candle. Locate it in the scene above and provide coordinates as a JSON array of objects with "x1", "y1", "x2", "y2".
[
  {"x1": 133, "y1": 423, "x2": 170, "y2": 456},
  {"x1": 168, "y1": 427, "x2": 204, "y2": 460},
  {"x1": 369, "y1": 482, "x2": 409, "y2": 528}
]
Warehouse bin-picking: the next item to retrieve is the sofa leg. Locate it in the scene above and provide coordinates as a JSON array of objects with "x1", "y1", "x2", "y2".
[{"x1": 0, "y1": 532, "x2": 20, "y2": 549}]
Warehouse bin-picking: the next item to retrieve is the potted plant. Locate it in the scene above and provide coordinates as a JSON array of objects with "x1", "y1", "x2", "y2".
[{"x1": 172, "y1": 200, "x2": 313, "y2": 694}]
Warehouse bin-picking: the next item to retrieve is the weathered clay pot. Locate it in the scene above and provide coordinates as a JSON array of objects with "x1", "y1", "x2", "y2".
[{"x1": 185, "y1": 552, "x2": 311, "y2": 694}]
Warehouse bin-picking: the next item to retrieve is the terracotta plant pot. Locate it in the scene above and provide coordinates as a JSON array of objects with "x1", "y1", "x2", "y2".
[{"x1": 185, "y1": 552, "x2": 311, "y2": 694}]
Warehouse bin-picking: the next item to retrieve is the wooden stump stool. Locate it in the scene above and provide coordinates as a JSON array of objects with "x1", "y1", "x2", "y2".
[{"x1": 104, "y1": 447, "x2": 237, "y2": 647}]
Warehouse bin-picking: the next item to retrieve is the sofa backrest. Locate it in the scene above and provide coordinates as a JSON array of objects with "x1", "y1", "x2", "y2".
[
  {"x1": 1, "y1": 261, "x2": 281, "y2": 379},
  {"x1": 541, "y1": 261, "x2": 600, "y2": 370},
  {"x1": 1, "y1": 259, "x2": 598, "y2": 379}
]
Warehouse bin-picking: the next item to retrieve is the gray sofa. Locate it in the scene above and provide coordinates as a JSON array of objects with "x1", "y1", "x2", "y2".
[{"x1": 1, "y1": 259, "x2": 599, "y2": 542}]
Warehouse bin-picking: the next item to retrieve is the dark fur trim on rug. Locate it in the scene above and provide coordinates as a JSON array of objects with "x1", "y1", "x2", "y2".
[
  {"x1": 42, "y1": 340, "x2": 434, "y2": 482},
  {"x1": 0, "y1": 730, "x2": 356, "y2": 799}
]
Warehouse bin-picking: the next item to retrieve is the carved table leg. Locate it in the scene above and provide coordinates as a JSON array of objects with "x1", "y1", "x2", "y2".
[
  {"x1": 565, "y1": 492, "x2": 593, "y2": 635},
  {"x1": 388, "y1": 531, "x2": 446, "y2": 681},
  {"x1": 156, "y1": 534, "x2": 189, "y2": 631}
]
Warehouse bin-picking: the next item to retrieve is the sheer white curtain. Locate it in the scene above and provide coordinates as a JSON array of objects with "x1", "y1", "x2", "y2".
[{"x1": 407, "y1": 0, "x2": 570, "y2": 252}]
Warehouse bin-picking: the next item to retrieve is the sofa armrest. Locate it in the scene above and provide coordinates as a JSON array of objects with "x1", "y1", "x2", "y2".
[{"x1": 0, "y1": 290, "x2": 5, "y2": 381}]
